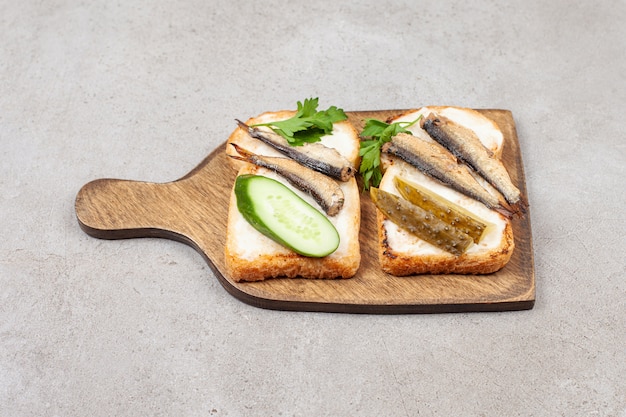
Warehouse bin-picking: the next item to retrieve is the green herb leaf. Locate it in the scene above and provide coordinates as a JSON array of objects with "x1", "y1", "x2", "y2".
[
  {"x1": 252, "y1": 98, "x2": 347, "y2": 146},
  {"x1": 358, "y1": 115, "x2": 422, "y2": 190}
]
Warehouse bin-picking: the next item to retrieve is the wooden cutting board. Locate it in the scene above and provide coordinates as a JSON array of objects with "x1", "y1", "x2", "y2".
[{"x1": 75, "y1": 109, "x2": 535, "y2": 314}]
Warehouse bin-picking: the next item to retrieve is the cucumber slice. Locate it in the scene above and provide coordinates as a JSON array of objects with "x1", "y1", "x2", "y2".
[{"x1": 234, "y1": 174, "x2": 340, "y2": 257}]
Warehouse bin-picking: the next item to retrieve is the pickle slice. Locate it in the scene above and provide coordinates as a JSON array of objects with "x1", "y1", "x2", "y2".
[
  {"x1": 370, "y1": 187, "x2": 473, "y2": 256},
  {"x1": 235, "y1": 174, "x2": 340, "y2": 258},
  {"x1": 394, "y1": 176, "x2": 490, "y2": 243}
]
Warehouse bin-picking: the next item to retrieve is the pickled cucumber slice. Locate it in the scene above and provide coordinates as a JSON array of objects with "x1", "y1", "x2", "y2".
[
  {"x1": 394, "y1": 176, "x2": 490, "y2": 243},
  {"x1": 235, "y1": 174, "x2": 340, "y2": 257},
  {"x1": 370, "y1": 187, "x2": 473, "y2": 256}
]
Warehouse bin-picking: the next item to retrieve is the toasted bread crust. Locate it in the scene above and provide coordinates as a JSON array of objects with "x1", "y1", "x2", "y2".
[
  {"x1": 225, "y1": 249, "x2": 361, "y2": 282},
  {"x1": 377, "y1": 211, "x2": 514, "y2": 276}
]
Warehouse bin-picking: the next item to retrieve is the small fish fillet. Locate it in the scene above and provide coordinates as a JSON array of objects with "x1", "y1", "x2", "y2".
[
  {"x1": 236, "y1": 120, "x2": 355, "y2": 182},
  {"x1": 421, "y1": 113, "x2": 526, "y2": 214},
  {"x1": 229, "y1": 144, "x2": 344, "y2": 216},
  {"x1": 383, "y1": 133, "x2": 514, "y2": 217}
]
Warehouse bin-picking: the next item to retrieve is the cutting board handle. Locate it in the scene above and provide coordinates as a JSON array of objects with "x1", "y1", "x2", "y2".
[{"x1": 75, "y1": 178, "x2": 187, "y2": 240}]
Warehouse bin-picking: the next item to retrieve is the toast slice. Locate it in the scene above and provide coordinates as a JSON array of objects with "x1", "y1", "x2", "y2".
[
  {"x1": 376, "y1": 107, "x2": 515, "y2": 276},
  {"x1": 224, "y1": 111, "x2": 361, "y2": 282}
]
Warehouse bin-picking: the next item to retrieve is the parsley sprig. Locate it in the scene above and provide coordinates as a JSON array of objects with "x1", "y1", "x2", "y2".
[
  {"x1": 252, "y1": 98, "x2": 347, "y2": 146},
  {"x1": 358, "y1": 115, "x2": 423, "y2": 190}
]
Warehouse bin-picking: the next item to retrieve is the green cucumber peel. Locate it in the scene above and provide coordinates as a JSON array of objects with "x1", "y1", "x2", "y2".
[{"x1": 234, "y1": 174, "x2": 340, "y2": 258}]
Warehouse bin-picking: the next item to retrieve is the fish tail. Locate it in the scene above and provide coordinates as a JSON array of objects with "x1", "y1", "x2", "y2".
[
  {"x1": 235, "y1": 119, "x2": 250, "y2": 131},
  {"x1": 496, "y1": 195, "x2": 528, "y2": 219},
  {"x1": 511, "y1": 195, "x2": 529, "y2": 217},
  {"x1": 228, "y1": 143, "x2": 255, "y2": 163},
  {"x1": 236, "y1": 118, "x2": 267, "y2": 141},
  {"x1": 236, "y1": 119, "x2": 271, "y2": 144},
  {"x1": 494, "y1": 204, "x2": 515, "y2": 219}
]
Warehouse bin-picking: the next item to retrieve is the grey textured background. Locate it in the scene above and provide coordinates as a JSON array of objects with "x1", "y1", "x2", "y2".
[{"x1": 1, "y1": 1, "x2": 625, "y2": 416}]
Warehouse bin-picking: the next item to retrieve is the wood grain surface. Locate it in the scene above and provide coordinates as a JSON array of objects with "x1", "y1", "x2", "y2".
[{"x1": 75, "y1": 109, "x2": 535, "y2": 314}]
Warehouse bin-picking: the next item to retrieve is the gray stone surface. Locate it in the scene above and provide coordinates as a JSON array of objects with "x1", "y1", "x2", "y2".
[{"x1": 1, "y1": 1, "x2": 625, "y2": 416}]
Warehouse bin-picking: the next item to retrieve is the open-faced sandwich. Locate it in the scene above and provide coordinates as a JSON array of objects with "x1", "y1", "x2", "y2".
[
  {"x1": 361, "y1": 106, "x2": 526, "y2": 276},
  {"x1": 224, "y1": 99, "x2": 361, "y2": 282},
  {"x1": 225, "y1": 100, "x2": 526, "y2": 282}
]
